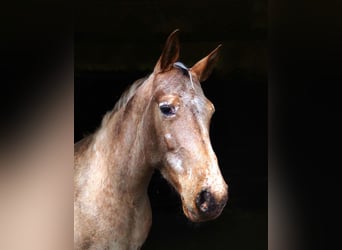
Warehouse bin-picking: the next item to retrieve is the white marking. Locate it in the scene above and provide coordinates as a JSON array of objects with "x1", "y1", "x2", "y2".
[
  {"x1": 166, "y1": 154, "x2": 184, "y2": 173},
  {"x1": 165, "y1": 133, "x2": 172, "y2": 139},
  {"x1": 188, "y1": 167, "x2": 192, "y2": 180}
]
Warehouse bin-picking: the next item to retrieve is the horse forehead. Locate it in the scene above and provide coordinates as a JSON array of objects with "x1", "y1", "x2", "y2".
[
  {"x1": 153, "y1": 70, "x2": 210, "y2": 108},
  {"x1": 155, "y1": 69, "x2": 190, "y2": 88},
  {"x1": 175, "y1": 88, "x2": 209, "y2": 110}
]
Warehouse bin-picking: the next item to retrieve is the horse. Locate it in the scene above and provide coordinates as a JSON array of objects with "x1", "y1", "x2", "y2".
[{"x1": 74, "y1": 29, "x2": 228, "y2": 250}]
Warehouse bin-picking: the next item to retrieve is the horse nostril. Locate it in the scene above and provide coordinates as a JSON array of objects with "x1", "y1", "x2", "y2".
[{"x1": 196, "y1": 190, "x2": 215, "y2": 213}]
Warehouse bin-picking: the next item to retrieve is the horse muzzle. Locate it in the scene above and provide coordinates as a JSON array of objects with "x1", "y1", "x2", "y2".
[{"x1": 183, "y1": 188, "x2": 228, "y2": 222}]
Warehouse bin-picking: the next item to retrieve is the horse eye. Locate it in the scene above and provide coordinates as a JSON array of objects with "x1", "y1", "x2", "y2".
[{"x1": 159, "y1": 104, "x2": 176, "y2": 116}]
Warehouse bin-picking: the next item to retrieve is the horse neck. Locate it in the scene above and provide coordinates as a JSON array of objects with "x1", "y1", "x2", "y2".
[{"x1": 91, "y1": 83, "x2": 156, "y2": 197}]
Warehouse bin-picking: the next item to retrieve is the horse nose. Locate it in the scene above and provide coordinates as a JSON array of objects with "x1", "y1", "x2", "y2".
[{"x1": 195, "y1": 189, "x2": 228, "y2": 219}]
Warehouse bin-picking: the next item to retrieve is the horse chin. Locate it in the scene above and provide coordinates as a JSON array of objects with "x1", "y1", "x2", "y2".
[
  {"x1": 182, "y1": 204, "x2": 200, "y2": 222},
  {"x1": 182, "y1": 203, "x2": 225, "y2": 222},
  {"x1": 182, "y1": 203, "x2": 212, "y2": 223}
]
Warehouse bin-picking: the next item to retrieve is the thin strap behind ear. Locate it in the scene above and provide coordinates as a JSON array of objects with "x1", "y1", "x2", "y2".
[{"x1": 173, "y1": 62, "x2": 194, "y2": 89}]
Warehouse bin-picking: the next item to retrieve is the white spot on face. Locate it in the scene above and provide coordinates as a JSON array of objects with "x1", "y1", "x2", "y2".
[
  {"x1": 188, "y1": 167, "x2": 192, "y2": 180},
  {"x1": 166, "y1": 154, "x2": 184, "y2": 173},
  {"x1": 165, "y1": 133, "x2": 172, "y2": 139}
]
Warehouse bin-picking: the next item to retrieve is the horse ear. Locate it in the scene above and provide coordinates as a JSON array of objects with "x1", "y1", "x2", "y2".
[
  {"x1": 190, "y1": 44, "x2": 221, "y2": 82},
  {"x1": 154, "y1": 29, "x2": 180, "y2": 73}
]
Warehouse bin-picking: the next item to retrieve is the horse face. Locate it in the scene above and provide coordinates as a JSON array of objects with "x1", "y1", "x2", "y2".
[
  {"x1": 150, "y1": 29, "x2": 228, "y2": 222},
  {"x1": 152, "y1": 70, "x2": 228, "y2": 222}
]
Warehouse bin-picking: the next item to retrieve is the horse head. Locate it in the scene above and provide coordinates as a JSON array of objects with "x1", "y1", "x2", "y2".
[{"x1": 149, "y1": 30, "x2": 228, "y2": 222}]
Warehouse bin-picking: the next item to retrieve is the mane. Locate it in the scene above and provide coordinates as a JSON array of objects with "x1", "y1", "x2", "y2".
[
  {"x1": 100, "y1": 75, "x2": 149, "y2": 127},
  {"x1": 114, "y1": 76, "x2": 149, "y2": 112}
]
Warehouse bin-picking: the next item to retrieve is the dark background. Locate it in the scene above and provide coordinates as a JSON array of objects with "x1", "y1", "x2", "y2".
[{"x1": 75, "y1": 0, "x2": 267, "y2": 249}]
